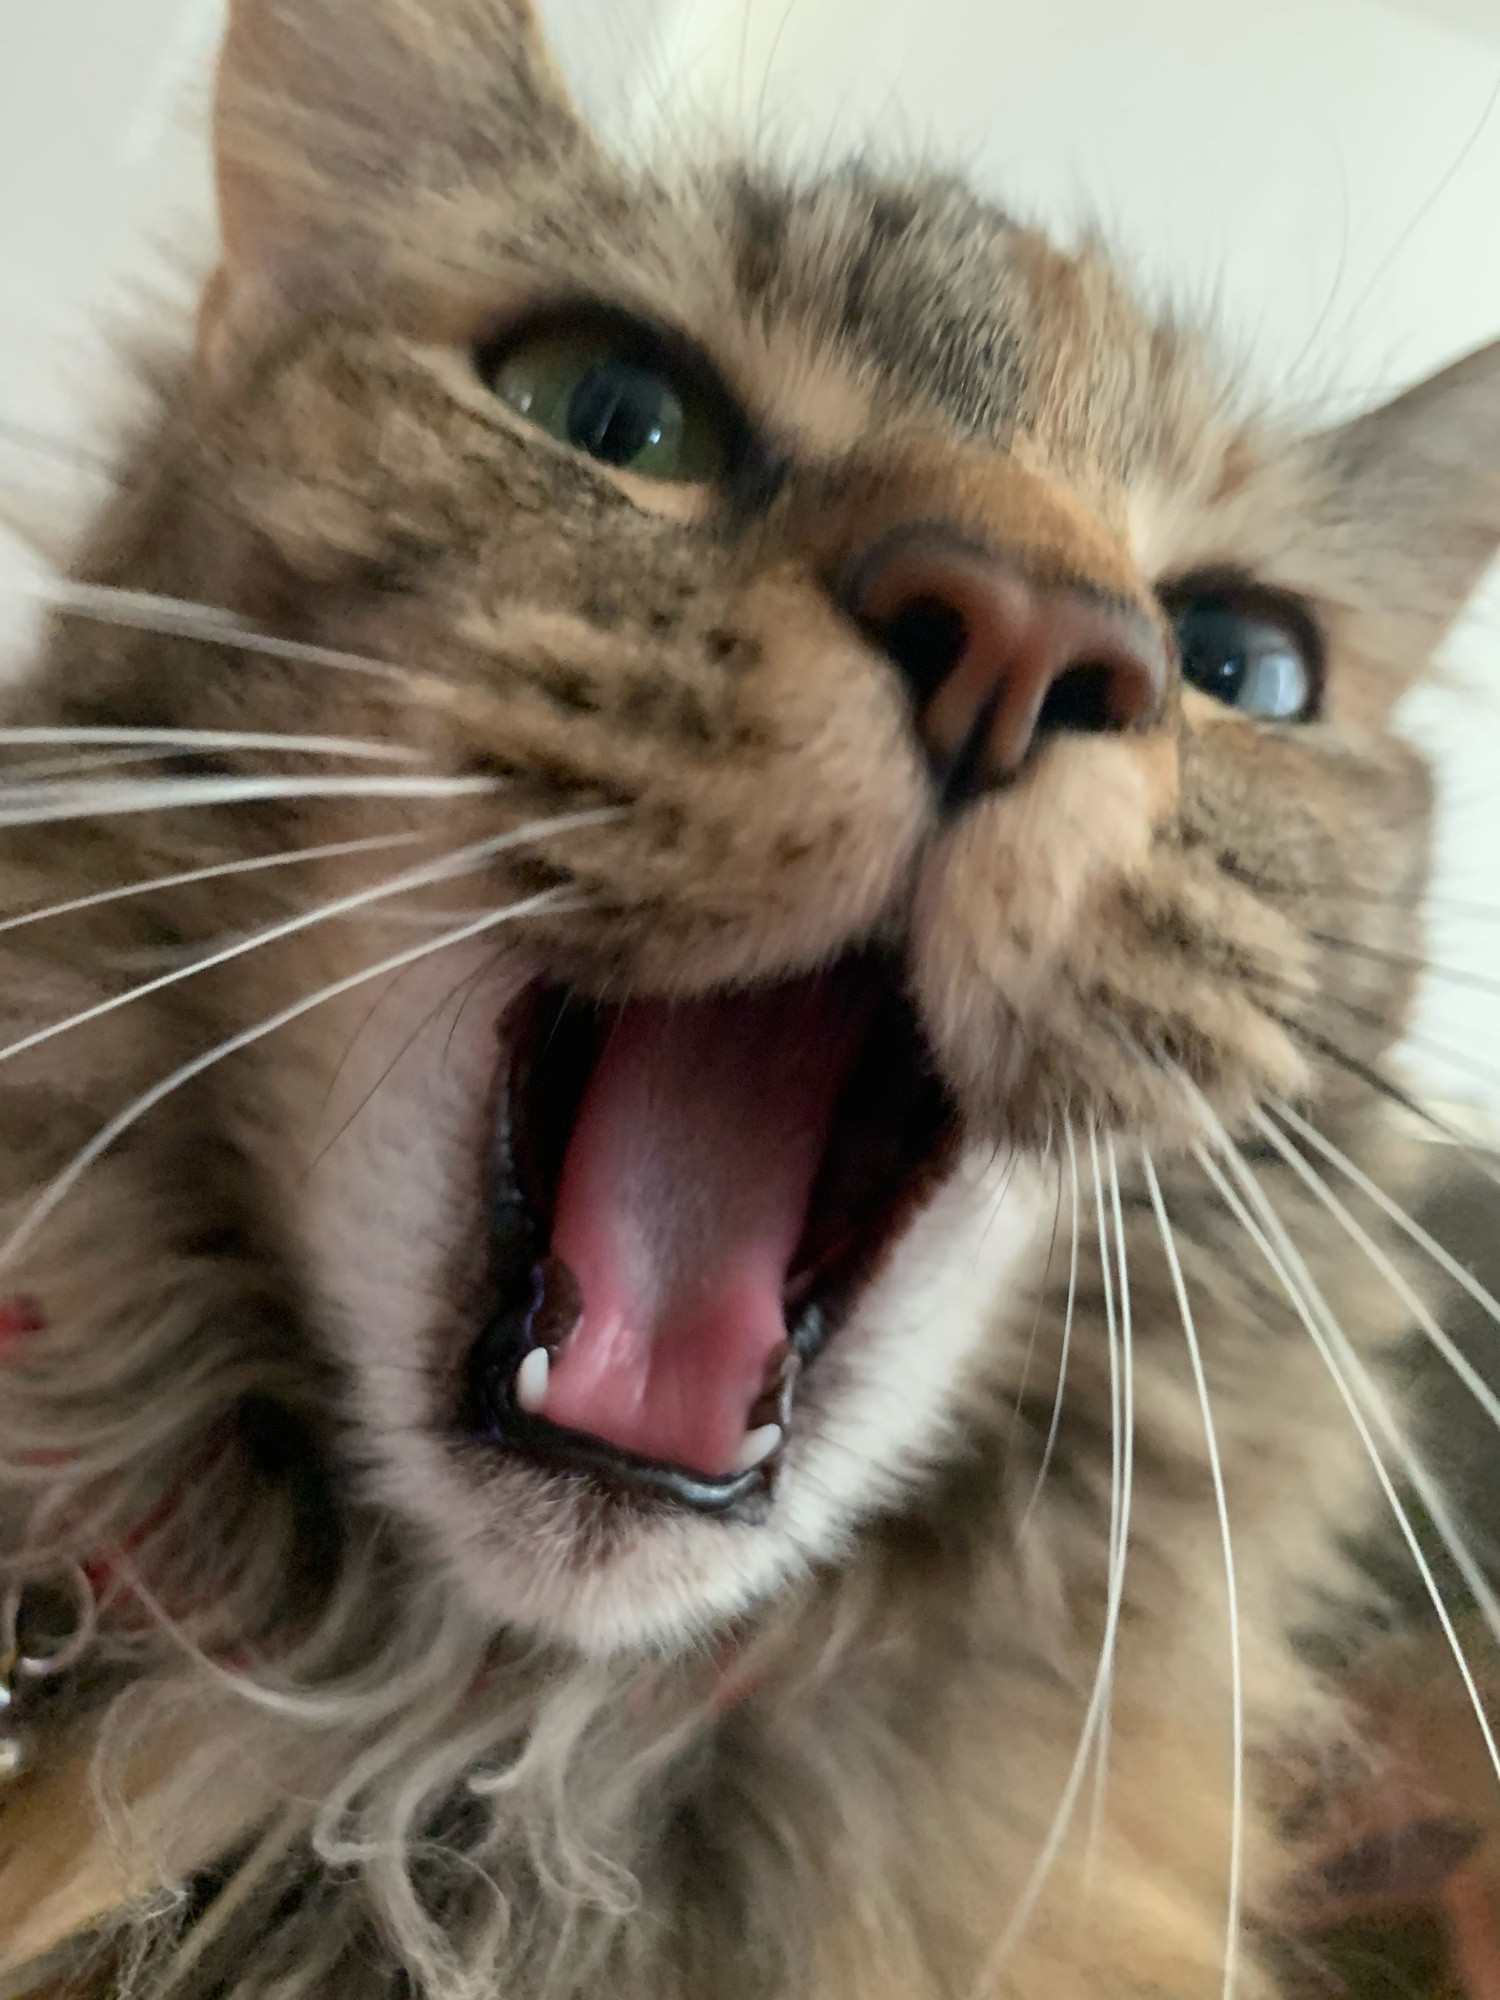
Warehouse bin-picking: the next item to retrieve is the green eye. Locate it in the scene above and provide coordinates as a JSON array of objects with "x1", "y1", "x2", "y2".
[{"x1": 483, "y1": 326, "x2": 729, "y2": 484}]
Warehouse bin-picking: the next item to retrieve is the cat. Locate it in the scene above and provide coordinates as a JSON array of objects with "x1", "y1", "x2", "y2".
[{"x1": 0, "y1": 0, "x2": 1496, "y2": 1995}]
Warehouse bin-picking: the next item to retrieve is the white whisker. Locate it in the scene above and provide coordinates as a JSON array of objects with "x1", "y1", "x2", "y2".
[
  {"x1": 1245, "y1": 1103, "x2": 1500, "y2": 1644},
  {"x1": 1088, "y1": 1138, "x2": 1119, "y2": 1869},
  {"x1": 32, "y1": 579, "x2": 421, "y2": 690},
  {"x1": 1303, "y1": 1276, "x2": 1500, "y2": 1652},
  {"x1": 0, "y1": 810, "x2": 615, "y2": 1070},
  {"x1": 1141, "y1": 1150, "x2": 1243, "y2": 2000},
  {"x1": 969, "y1": 1133, "x2": 1134, "y2": 1997},
  {"x1": 1254, "y1": 1102, "x2": 1500, "y2": 1435},
  {"x1": 0, "y1": 748, "x2": 175, "y2": 783},
  {"x1": 1019, "y1": 1121, "x2": 1081, "y2": 1536},
  {"x1": 0, "y1": 833, "x2": 426, "y2": 940},
  {"x1": 1086, "y1": 1136, "x2": 1136, "y2": 1891},
  {"x1": 0, "y1": 773, "x2": 499, "y2": 830},
  {"x1": 968, "y1": 1136, "x2": 1136, "y2": 1992},
  {"x1": 1268, "y1": 1096, "x2": 1500, "y2": 1350},
  {"x1": 1189, "y1": 1127, "x2": 1500, "y2": 1791},
  {"x1": 0, "y1": 727, "x2": 422, "y2": 763},
  {"x1": 1085, "y1": 1125, "x2": 1120, "y2": 1895},
  {"x1": 1094, "y1": 1127, "x2": 1122, "y2": 1606},
  {"x1": 1006, "y1": 1180, "x2": 1063, "y2": 1461},
  {"x1": 326, "y1": 903, "x2": 497, "y2": 930},
  {"x1": 0, "y1": 887, "x2": 574, "y2": 1270}
]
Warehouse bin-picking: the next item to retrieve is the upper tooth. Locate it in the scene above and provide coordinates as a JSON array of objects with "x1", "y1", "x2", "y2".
[
  {"x1": 731, "y1": 1423, "x2": 783, "y2": 1476},
  {"x1": 515, "y1": 1346, "x2": 550, "y2": 1415}
]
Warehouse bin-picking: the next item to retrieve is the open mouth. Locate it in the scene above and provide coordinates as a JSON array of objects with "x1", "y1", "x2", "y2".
[{"x1": 462, "y1": 959, "x2": 958, "y2": 1519}]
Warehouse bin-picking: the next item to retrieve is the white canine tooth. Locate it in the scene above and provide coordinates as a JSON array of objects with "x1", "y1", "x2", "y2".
[
  {"x1": 731, "y1": 1423, "x2": 783, "y2": 1476},
  {"x1": 515, "y1": 1346, "x2": 550, "y2": 1415}
]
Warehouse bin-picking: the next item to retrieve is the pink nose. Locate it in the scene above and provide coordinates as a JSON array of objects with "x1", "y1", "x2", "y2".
[{"x1": 845, "y1": 529, "x2": 1168, "y2": 808}]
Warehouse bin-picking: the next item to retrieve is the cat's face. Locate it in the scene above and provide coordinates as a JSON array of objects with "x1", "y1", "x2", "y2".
[{"x1": 7, "y1": 0, "x2": 1497, "y2": 1656}]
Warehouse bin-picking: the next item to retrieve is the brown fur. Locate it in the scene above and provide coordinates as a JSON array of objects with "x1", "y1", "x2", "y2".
[{"x1": 0, "y1": 2, "x2": 1498, "y2": 1995}]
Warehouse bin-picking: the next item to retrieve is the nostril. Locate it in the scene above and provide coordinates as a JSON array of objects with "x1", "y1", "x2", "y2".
[
  {"x1": 1035, "y1": 659, "x2": 1145, "y2": 738},
  {"x1": 865, "y1": 595, "x2": 968, "y2": 710},
  {"x1": 1035, "y1": 662, "x2": 1116, "y2": 736}
]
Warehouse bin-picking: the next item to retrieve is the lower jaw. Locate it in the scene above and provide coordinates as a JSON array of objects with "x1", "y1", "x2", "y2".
[{"x1": 431, "y1": 1143, "x2": 1057, "y2": 1662}]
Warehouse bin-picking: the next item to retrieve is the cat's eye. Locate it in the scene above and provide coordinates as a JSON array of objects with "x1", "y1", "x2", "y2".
[
  {"x1": 480, "y1": 321, "x2": 731, "y2": 484},
  {"x1": 1164, "y1": 585, "x2": 1318, "y2": 721}
]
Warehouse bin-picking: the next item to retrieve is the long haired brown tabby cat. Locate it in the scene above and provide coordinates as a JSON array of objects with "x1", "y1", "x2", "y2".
[{"x1": 0, "y1": 1, "x2": 1497, "y2": 1995}]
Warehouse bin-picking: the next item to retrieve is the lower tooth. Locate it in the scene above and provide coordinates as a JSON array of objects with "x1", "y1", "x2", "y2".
[
  {"x1": 748, "y1": 1342, "x2": 801, "y2": 1431},
  {"x1": 731, "y1": 1423, "x2": 783, "y2": 1475},
  {"x1": 515, "y1": 1346, "x2": 550, "y2": 1415}
]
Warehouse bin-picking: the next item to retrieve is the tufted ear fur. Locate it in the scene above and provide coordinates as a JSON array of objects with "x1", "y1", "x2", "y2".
[
  {"x1": 1319, "y1": 339, "x2": 1500, "y2": 619},
  {"x1": 207, "y1": 0, "x2": 591, "y2": 341},
  {"x1": 1306, "y1": 339, "x2": 1500, "y2": 707}
]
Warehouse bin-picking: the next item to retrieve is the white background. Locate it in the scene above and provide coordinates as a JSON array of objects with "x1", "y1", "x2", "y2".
[{"x1": 1, "y1": 0, "x2": 1497, "y2": 1123}]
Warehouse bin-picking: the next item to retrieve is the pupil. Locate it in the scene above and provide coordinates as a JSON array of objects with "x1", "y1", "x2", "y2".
[
  {"x1": 566, "y1": 362, "x2": 670, "y2": 466},
  {"x1": 1178, "y1": 608, "x2": 1248, "y2": 703}
]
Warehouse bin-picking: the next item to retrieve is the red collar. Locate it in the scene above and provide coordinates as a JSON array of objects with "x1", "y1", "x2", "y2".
[
  {"x1": 0, "y1": 1299, "x2": 43, "y2": 1343},
  {"x1": 0, "y1": 1296, "x2": 230, "y2": 1618}
]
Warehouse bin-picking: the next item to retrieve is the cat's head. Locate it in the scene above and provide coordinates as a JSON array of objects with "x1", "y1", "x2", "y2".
[{"x1": 7, "y1": 0, "x2": 1499, "y2": 1657}]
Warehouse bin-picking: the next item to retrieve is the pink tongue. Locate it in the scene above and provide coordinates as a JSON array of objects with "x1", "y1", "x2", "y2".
[{"x1": 542, "y1": 978, "x2": 866, "y2": 1478}]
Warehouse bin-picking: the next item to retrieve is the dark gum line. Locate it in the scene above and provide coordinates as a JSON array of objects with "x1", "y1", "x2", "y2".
[{"x1": 469, "y1": 1363, "x2": 777, "y2": 1521}]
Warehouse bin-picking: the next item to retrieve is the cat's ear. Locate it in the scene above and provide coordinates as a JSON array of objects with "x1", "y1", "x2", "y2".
[
  {"x1": 1311, "y1": 338, "x2": 1500, "y2": 644},
  {"x1": 204, "y1": 0, "x2": 589, "y2": 346}
]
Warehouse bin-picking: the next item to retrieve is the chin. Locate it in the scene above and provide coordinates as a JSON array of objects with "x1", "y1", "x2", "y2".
[{"x1": 294, "y1": 940, "x2": 1055, "y2": 1658}]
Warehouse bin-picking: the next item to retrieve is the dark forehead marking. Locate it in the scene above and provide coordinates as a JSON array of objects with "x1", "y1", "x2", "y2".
[
  {"x1": 727, "y1": 165, "x2": 1030, "y2": 440},
  {"x1": 839, "y1": 183, "x2": 923, "y2": 336},
  {"x1": 728, "y1": 168, "x2": 795, "y2": 307}
]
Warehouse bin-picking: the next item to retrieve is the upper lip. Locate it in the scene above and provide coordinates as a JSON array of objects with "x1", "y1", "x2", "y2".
[{"x1": 461, "y1": 960, "x2": 958, "y2": 1519}]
